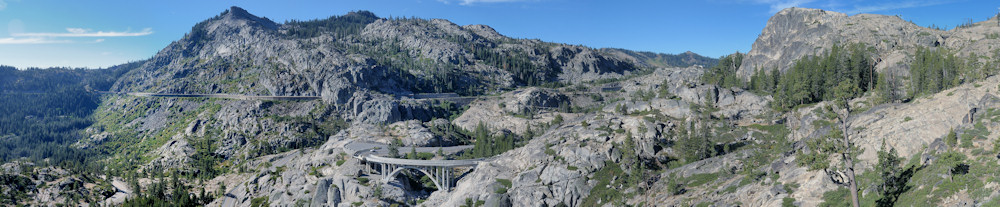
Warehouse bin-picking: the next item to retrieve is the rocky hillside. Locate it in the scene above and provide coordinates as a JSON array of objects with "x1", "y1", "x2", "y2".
[
  {"x1": 109, "y1": 6, "x2": 718, "y2": 124},
  {"x1": 7, "y1": 5, "x2": 1000, "y2": 207},
  {"x1": 47, "y1": 6, "x2": 729, "y2": 206},
  {"x1": 113, "y1": 7, "x2": 711, "y2": 97},
  {"x1": 604, "y1": 49, "x2": 718, "y2": 68},
  {"x1": 739, "y1": 7, "x2": 1000, "y2": 77}
]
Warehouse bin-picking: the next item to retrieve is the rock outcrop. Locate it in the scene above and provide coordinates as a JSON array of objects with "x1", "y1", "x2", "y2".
[{"x1": 739, "y1": 7, "x2": 1000, "y2": 78}]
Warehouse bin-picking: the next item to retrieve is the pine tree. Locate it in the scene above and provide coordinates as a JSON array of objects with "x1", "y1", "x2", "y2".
[
  {"x1": 834, "y1": 79, "x2": 862, "y2": 207},
  {"x1": 875, "y1": 142, "x2": 904, "y2": 206},
  {"x1": 388, "y1": 138, "x2": 402, "y2": 158},
  {"x1": 409, "y1": 146, "x2": 418, "y2": 159}
]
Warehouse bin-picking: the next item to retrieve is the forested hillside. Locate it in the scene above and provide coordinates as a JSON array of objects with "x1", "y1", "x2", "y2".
[{"x1": 0, "y1": 62, "x2": 140, "y2": 171}]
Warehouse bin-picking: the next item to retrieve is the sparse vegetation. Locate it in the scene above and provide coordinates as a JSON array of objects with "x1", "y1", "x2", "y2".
[
  {"x1": 820, "y1": 187, "x2": 852, "y2": 207},
  {"x1": 357, "y1": 177, "x2": 370, "y2": 186},
  {"x1": 783, "y1": 197, "x2": 797, "y2": 207},
  {"x1": 580, "y1": 161, "x2": 635, "y2": 206},
  {"x1": 495, "y1": 178, "x2": 512, "y2": 194},
  {"x1": 686, "y1": 172, "x2": 721, "y2": 188}
]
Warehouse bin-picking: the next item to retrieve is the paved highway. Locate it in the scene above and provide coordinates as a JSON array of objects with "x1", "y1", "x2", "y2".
[
  {"x1": 127, "y1": 92, "x2": 321, "y2": 101},
  {"x1": 119, "y1": 92, "x2": 481, "y2": 104}
]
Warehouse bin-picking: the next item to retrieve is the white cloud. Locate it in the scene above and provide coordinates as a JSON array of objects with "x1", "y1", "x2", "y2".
[
  {"x1": 93, "y1": 39, "x2": 105, "y2": 43},
  {"x1": 13, "y1": 27, "x2": 153, "y2": 37},
  {"x1": 0, "y1": 37, "x2": 70, "y2": 44},
  {"x1": 0, "y1": 0, "x2": 7, "y2": 11},
  {"x1": 66, "y1": 28, "x2": 89, "y2": 34}
]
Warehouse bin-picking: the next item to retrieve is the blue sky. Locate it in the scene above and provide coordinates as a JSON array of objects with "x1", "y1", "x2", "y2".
[{"x1": 1, "y1": 0, "x2": 998, "y2": 68}]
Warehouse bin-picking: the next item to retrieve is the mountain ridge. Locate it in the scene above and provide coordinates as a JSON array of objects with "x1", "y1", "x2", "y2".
[{"x1": 114, "y1": 7, "x2": 714, "y2": 97}]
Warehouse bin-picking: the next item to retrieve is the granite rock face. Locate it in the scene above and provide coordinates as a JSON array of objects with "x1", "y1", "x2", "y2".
[
  {"x1": 740, "y1": 7, "x2": 1000, "y2": 78},
  {"x1": 501, "y1": 87, "x2": 569, "y2": 114},
  {"x1": 108, "y1": 6, "x2": 671, "y2": 128}
]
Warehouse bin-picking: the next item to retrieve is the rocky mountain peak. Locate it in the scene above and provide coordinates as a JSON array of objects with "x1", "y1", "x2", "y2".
[
  {"x1": 738, "y1": 6, "x2": 946, "y2": 78},
  {"x1": 774, "y1": 7, "x2": 847, "y2": 20},
  {"x1": 216, "y1": 6, "x2": 278, "y2": 30},
  {"x1": 462, "y1": 24, "x2": 505, "y2": 40},
  {"x1": 226, "y1": 6, "x2": 252, "y2": 18},
  {"x1": 343, "y1": 10, "x2": 378, "y2": 19}
]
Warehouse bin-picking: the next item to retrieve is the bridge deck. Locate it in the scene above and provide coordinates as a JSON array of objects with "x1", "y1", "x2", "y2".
[
  {"x1": 363, "y1": 154, "x2": 480, "y2": 167},
  {"x1": 345, "y1": 141, "x2": 481, "y2": 167}
]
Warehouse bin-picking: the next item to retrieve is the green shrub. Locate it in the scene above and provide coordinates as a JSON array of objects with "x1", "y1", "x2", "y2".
[
  {"x1": 250, "y1": 196, "x2": 269, "y2": 207},
  {"x1": 494, "y1": 178, "x2": 513, "y2": 194},
  {"x1": 495, "y1": 178, "x2": 512, "y2": 189},
  {"x1": 782, "y1": 197, "x2": 797, "y2": 207},
  {"x1": 994, "y1": 138, "x2": 1000, "y2": 153},
  {"x1": 687, "y1": 173, "x2": 720, "y2": 188},
  {"x1": 551, "y1": 114, "x2": 564, "y2": 125},
  {"x1": 945, "y1": 129, "x2": 958, "y2": 147},
  {"x1": 357, "y1": 177, "x2": 369, "y2": 186},
  {"x1": 960, "y1": 133, "x2": 974, "y2": 148},
  {"x1": 983, "y1": 196, "x2": 1000, "y2": 206},
  {"x1": 783, "y1": 182, "x2": 799, "y2": 194},
  {"x1": 545, "y1": 144, "x2": 557, "y2": 156},
  {"x1": 819, "y1": 187, "x2": 851, "y2": 207},
  {"x1": 722, "y1": 184, "x2": 740, "y2": 194},
  {"x1": 581, "y1": 161, "x2": 632, "y2": 206}
]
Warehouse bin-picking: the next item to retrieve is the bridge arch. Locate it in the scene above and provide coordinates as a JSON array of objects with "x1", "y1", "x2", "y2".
[
  {"x1": 383, "y1": 165, "x2": 444, "y2": 190},
  {"x1": 346, "y1": 141, "x2": 481, "y2": 192}
]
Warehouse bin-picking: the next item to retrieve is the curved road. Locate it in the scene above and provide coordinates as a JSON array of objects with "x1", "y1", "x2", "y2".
[
  {"x1": 344, "y1": 141, "x2": 481, "y2": 167},
  {"x1": 127, "y1": 92, "x2": 320, "y2": 101},
  {"x1": 119, "y1": 92, "x2": 488, "y2": 103}
]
